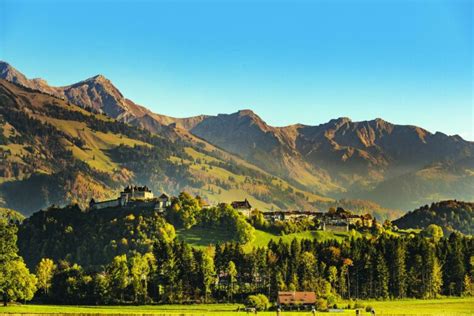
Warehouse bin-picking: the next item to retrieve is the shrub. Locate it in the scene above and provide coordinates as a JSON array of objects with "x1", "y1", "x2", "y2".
[
  {"x1": 315, "y1": 298, "x2": 328, "y2": 311},
  {"x1": 246, "y1": 294, "x2": 270, "y2": 311}
]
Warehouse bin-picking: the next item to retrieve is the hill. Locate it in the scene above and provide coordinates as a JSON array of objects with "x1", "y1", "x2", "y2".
[
  {"x1": 17, "y1": 204, "x2": 178, "y2": 268},
  {"x1": 392, "y1": 200, "x2": 474, "y2": 235}
]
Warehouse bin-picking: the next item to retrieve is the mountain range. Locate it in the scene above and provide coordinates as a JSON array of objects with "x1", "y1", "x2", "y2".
[{"x1": 1, "y1": 61, "x2": 473, "y2": 215}]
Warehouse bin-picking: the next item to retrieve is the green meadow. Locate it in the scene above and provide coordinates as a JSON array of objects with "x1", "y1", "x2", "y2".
[
  {"x1": 1, "y1": 298, "x2": 473, "y2": 315},
  {"x1": 176, "y1": 226, "x2": 365, "y2": 251}
]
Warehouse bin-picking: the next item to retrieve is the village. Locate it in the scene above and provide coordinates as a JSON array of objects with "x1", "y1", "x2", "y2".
[{"x1": 89, "y1": 185, "x2": 375, "y2": 232}]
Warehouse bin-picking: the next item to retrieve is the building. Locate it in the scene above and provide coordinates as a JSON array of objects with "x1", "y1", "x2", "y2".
[
  {"x1": 89, "y1": 186, "x2": 166, "y2": 211},
  {"x1": 261, "y1": 208, "x2": 373, "y2": 231},
  {"x1": 156, "y1": 193, "x2": 170, "y2": 211},
  {"x1": 277, "y1": 291, "x2": 316, "y2": 308},
  {"x1": 122, "y1": 185, "x2": 154, "y2": 200},
  {"x1": 263, "y1": 210, "x2": 323, "y2": 222},
  {"x1": 89, "y1": 197, "x2": 123, "y2": 210},
  {"x1": 231, "y1": 199, "x2": 252, "y2": 217}
]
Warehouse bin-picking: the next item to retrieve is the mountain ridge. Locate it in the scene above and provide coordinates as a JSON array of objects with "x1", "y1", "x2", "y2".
[{"x1": 1, "y1": 60, "x2": 472, "y2": 211}]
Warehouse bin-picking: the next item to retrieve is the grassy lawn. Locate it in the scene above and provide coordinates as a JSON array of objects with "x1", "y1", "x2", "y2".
[
  {"x1": 177, "y1": 227, "x2": 368, "y2": 252},
  {"x1": 1, "y1": 298, "x2": 473, "y2": 315},
  {"x1": 176, "y1": 226, "x2": 237, "y2": 249}
]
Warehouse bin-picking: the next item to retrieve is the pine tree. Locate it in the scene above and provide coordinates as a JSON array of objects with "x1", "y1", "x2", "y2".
[
  {"x1": 374, "y1": 253, "x2": 389, "y2": 299},
  {"x1": 429, "y1": 256, "x2": 443, "y2": 298}
]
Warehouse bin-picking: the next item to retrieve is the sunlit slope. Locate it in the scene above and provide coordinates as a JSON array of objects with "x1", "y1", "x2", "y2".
[{"x1": 0, "y1": 80, "x2": 340, "y2": 215}]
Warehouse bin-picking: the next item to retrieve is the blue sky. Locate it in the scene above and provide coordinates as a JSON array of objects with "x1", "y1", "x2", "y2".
[{"x1": 1, "y1": 0, "x2": 472, "y2": 140}]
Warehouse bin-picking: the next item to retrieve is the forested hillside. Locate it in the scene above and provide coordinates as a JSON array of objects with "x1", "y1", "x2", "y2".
[
  {"x1": 10, "y1": 195, "x2": 474, "y2": 305},
  {"x1": 393, "y1": 200, "x2": 474, "y2": 235}
]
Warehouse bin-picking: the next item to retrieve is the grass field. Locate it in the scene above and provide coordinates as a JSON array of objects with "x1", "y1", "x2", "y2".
[
  {"x1": 177, "y1": 226, "x2": 369, "y2": 252},
  {"x1": 1, "y1": 298, "x2": 473, "y2": 315}
]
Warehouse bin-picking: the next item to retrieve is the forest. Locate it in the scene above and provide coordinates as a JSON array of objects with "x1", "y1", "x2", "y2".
[
  {"x1": 393, "y1": 200, "x2": 474, "y2": 235},
  {"x1": 1, "y1": 193, "x2": 473, "y2": 309}
]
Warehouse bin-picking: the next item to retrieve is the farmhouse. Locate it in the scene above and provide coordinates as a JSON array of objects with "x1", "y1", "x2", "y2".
[
  {"x1": 231, "y1": 199, "x2": 252, "y2": 217},
  {"x1": 277, "y1": 291, "x2": 316, "y2": 307}
]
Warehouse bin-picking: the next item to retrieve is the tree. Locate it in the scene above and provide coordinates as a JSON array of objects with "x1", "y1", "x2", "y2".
[
  {"x1": 36, "y1": 258, "x2": 56, "y2": 296},
  {"x1": 389, "y1": 241, "x2": 407, "y2": 298},
  {"x1": 108, "y1": 254, "x2": 130, "y2": 302},
  {"x1": 0, "y1": 219, "x2": 37, "y2": 305},
  {"x1": 298, "y1": 252, "x2": 317, "y2": 290},
  {"x1": 424, "y1": 224, "x2": 444, "y2": 241},
  {"x1": 129, "y1": 252, "x2": 156, "y2": 303},
  {"x1": 246, "y1": 294, "x2": 270, "y2": 311},
  {"x1": 444, "y1": 234, "x2": 465, "y2": 296},
  {"x1": 374, "y1": 253, "x2": 389, "y2": 299},
  {"x1": 227, "y1": 261, "x2": 238, "y2": 302},
  {"x1": 49, "y1": 262, "x2": 90, "y2": 304},
  {"x1": 195, "y1": 250, "x2": 215, "y2": 302},
  {"x1": 429, "y1": 257, "x2": 443, "y2": 298},
  {"x1": 327, "y1": 266, "x2": 338, "y2": 294},
  {"x1": 1, "y1": 258, "x2": 37, "y2": 305},
  {"x1": 463, "y1": 275, "x2": 472, "y2": 296}
]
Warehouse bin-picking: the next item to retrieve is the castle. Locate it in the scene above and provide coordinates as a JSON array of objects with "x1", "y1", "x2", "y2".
[{"x1": 89, "y1": 186, "x2": 169, "y2": 211}]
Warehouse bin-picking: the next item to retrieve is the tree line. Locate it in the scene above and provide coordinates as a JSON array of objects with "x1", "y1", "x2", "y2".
[{"x1": 1, "y1": 195, "x2": 473, "y2": 307}]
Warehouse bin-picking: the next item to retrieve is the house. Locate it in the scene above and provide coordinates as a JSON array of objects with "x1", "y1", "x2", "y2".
[
  {"x1": 231, "y1": 199, "x2": 252, "y2": 217},
  {"x1": 277, "y1": 291, "x2": 316, "y2": 307},
  {"x1": 155, "y1": 193, "x2": 170, "y2": 212}
]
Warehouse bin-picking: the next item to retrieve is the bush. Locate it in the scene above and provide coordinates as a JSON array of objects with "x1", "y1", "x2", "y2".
[
  {"x1": 246, "y1": 294, "x2": 270, "y2": 311},
  {"x1": 315, "y1": 298, "x2": 328, "y2": 311},
  {"x1": 346, "y1": 299, "x2": 355, "y2": 309},
  {"x1": 366, "y1": 305, "x2": 374, "y2": 312}
]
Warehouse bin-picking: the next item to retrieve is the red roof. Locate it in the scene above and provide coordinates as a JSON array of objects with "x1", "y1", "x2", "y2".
[{"x1": 277, "y1": 291, "x2": 316, "y2": 305}]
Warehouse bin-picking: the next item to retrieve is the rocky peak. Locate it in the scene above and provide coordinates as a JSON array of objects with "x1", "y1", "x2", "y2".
[{"x1": 0, "y1": 61, "x2": 30, "y2": 87}]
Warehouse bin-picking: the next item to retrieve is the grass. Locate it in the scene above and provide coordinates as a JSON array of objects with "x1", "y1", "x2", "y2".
[
  {"x1": 176, "y1": 226, "x2": 366, "y2": 252},
  {"x1": 1, "y1": 297, "x2": 473, "y2": 315},
  {"x1": 177, "y1": 226, "x2": 236, "y2": 249},
  {"x1": 251, "y1": 230, "x2": 362, "y2": 248},
  {"x1": 37, "y1": 116, "x2": 150, "y2": 173},
  {"x1": 349, "y1": 297, "x2": 474, "y2": 315}
]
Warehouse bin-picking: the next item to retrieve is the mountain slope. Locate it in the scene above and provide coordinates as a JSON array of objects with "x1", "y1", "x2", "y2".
[
  {"x1": 0, "y1": 79, "x2": 341, "y2": 215},
  {"x1": 191, "y1": 110, "x2": 340, "y2": 194},
  {"x1": 191, "y1": 113, "x2": 474, "y2": 209},
  {"x1": 2, "y1": 60, "x2": 472, "y2": 211},
  {"x1": 0, "y1": 61, "x2": 206, "y2": 132}
]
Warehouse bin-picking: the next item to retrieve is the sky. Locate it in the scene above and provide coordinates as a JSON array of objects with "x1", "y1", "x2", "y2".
[{"x1": 1, "y1": 0, "x2": 473, "y2": 140}]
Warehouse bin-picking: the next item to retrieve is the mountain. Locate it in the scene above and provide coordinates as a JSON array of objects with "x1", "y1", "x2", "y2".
[
  {"x1": 191, "y1": 112, "x2": 474, "y2": 209},
  {"x1": 0, "y1": 79, "x2": 343, "y2": 216},
  {"x1": 1, "y1": 60, "x2": 472, "y2": 212},
  {"x1": 0, "y1": 61, "x2": 207, "y2": 132},
  {"x1": 191, "y1": 110, "x2": 339, "y2": 194},
  {"x1": 393, "y1": 200, "x2": 474, "y2": 235}
]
